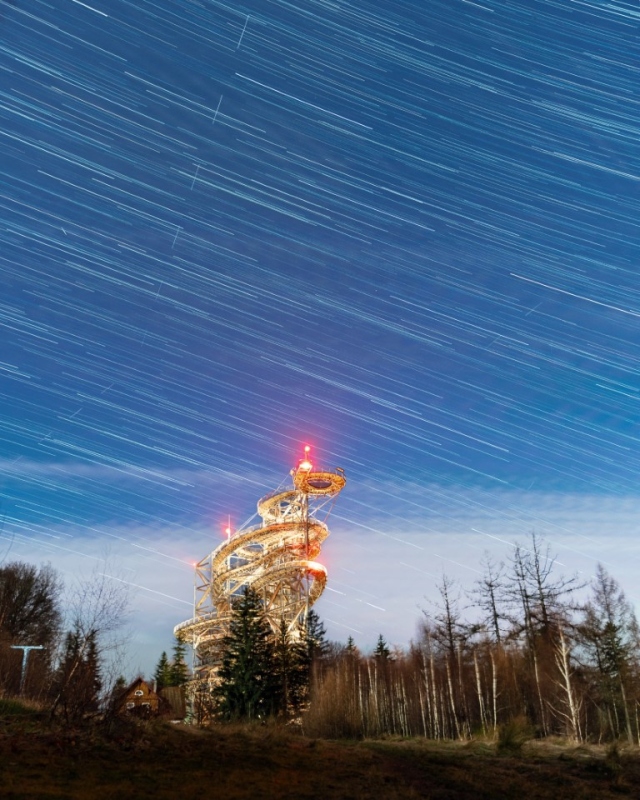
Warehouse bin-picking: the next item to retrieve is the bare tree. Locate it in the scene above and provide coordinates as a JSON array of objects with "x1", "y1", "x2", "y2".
[
  {"x1": 424, "y1": 573, "x2": 473, "y2": 660},
  {"x1": 469, "y1": 554, "x2": 508, "y2": 644},
  {"x1": 51, "y1": 564, "x2": 131, "y2": 721},
  {"x1": 0, "y1": 562, "x2": 62, "y2": 696},
  {"x1": 507, "y1": 534, "x2": 583, "y2": 642},
  {"x1": 548, "y1": 627, "x2": 582, "y2": 742},
  {"x1": 421, "y1": 574, "x2": 480, "y2": 739},
  {"x1": 0, "y1": 562, "x2": 62, "y2": 646}
]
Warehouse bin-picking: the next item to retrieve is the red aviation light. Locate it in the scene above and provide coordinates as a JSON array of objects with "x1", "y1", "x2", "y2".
[{"x1": 298, "y1": 444, "x2": 313, "y2": 471}]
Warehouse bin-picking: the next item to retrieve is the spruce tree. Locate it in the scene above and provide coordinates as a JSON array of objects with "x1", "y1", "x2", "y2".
[
  {"x1": 84, "y1": 630, "x2": 102, "y2": 705},
  {"x1": 345, "y1": 636, "x2": 359, "y2": 656},
  {"x1": 273, "y1": 618, "x2": 311, "y2": 717},
  {"x1": 304, "y1": 609, "x2": 329, "y2": 662},
  {"x1": 578, "y1": 564, "x2": 640, "y2": 741},
  {"x1": 213, "y1": 586, "x2": 279, "y2": 720},
  {"x1": 168, "y1": 638, "x2": 189, "y2": 687},
  {"x1": 373, "y1": 634, "x2": 391, "y2": 661},
  {"x1": 52, "y1": 625, "x2": 101, "y2": 722},
  {"x1": 113, "y1": 675, "x2": 127, "y2": 692},
  {"x1": 154, "y1": 651, "x2": 171, "y2": 690}
]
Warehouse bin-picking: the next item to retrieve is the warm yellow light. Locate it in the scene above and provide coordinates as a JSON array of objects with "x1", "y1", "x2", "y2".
[
  {"x1": 304, "y1": 445, "x2": 311, "y2": 453},
  {"x1": 299, "y1": 459, "x2": 312, "y2": 471}
]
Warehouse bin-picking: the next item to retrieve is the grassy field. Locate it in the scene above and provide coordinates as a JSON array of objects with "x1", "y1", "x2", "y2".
[{"x1": 1, "y1": 703, "x2": 640, "y2": 799}]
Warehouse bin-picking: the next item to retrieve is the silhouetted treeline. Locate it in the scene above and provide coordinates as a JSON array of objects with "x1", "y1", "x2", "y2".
[
  {"x1": 305, "y1": 535, "x2": 640, "y2": 743},
  {"x1": 0, "y1": 562, "x2": 62, "y2": 699},
  {"x1": 0, "y1": 560, "x2": 129, "y2": 724}
]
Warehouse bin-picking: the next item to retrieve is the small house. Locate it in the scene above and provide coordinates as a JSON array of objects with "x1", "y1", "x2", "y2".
[{"x1": 117, "y1": 677, "x2": 160, "y2": 716}]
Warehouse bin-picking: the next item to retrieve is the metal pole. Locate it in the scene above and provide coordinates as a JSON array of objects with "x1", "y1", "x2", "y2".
[{"x1": 304, "y1": 490, "x2": 310, "y2": 626}]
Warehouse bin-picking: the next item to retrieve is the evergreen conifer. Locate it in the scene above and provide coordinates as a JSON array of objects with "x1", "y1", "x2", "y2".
[
  {"x1": 304, "y1": 609, "x2": 330, "y2": 662},
  {"x1": 373, "y1": 634, "x2": 391, "y2": 661},
  {"x1": 52, "y1": 625, "x2": 102, "y2": 722},
  {"x1": 168, "y1": 639, "x2": 189, "y2": 687},
  {"x1": 273, "y1": 618, "x2": 310, "y2": 717},
  {"x1": 154, "y1": 651, "x2": 171, "y2": 690},
  {"x1": 213, "y1": 586, "x2": 279, "y2": 720}
]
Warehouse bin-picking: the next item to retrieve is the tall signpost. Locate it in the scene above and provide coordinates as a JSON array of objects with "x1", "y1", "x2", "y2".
[{"x1": 10, "y1": 644, "x2": 44, "y2": 695}]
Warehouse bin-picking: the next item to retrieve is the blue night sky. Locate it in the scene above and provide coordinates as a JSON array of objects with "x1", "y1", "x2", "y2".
[{"x1": 1, "y1": 0, "x2": 639, "y2": 674}]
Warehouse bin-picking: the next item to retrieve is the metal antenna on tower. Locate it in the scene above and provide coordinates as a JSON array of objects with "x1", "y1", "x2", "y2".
[{"x1": 298, "y1": 445, "x2": 313, "y2": 625}]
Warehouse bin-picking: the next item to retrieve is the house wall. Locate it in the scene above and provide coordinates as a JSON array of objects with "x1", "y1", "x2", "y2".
[{"x1": 121, "y1": 680, "x2": 160, "y2": 713}]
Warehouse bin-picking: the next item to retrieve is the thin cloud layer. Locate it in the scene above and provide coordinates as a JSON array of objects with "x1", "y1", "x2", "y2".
[{"x1": 3, "y1": 486, "x2": 640, "y2": 672}]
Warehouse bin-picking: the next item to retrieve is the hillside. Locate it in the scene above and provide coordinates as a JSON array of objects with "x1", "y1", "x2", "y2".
[{"x1": 1, "y1": 704, "x2": 639, "y2": 799}]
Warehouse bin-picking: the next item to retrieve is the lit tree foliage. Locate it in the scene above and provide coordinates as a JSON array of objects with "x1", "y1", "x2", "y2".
[{"x1": 213, "y1": 586, "x2": 279, "y2": 721}]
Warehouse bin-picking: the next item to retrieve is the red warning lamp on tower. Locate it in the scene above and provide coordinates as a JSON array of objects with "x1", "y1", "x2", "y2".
[{"x1": 298, "y1": 444, "x2": 313, "y2": 472}]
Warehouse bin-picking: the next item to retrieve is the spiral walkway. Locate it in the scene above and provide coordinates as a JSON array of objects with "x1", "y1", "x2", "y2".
[{"x1": 175, "y1": 449, "x2": 346, "y2": 685}]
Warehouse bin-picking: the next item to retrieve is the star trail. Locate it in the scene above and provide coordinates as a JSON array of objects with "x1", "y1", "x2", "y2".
[{"x1": 0, "y1": 0, "x2": 638, "y2": 671}]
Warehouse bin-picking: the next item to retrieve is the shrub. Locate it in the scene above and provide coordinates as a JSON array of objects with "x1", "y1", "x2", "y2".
[{"x1": 496, "y1": 716, "x2": 533, "y2": 755}]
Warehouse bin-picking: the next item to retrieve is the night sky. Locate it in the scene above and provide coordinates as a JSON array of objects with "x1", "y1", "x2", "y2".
[{"x1": 1, "y1": 0, "x2": 639, "y2": 674}]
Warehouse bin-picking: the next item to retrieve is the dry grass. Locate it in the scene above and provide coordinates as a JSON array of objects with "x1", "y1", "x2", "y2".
[{"x1": 1, "y1": 702, "x2": 640, "y2": 799}]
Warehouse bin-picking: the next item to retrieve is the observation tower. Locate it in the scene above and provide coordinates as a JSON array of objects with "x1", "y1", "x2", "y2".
[{"x1": 175, "y1": 446, "x2": 346, "y2": 687}]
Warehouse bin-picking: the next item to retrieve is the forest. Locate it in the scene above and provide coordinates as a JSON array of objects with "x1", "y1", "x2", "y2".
[
  {"x1": 305, "y1": 534, "x2": 640, "y2": 745},
  {"x1": 0, "y1": 560, "x2": 129, "y2": 723},
  {"x1": 1, "y1": 532, "x2": 640, "y2": 748}
]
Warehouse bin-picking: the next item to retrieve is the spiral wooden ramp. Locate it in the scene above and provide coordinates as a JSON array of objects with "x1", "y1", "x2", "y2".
[{"x1": 175, "y1": 447, "x2": 346, "y2": 695}]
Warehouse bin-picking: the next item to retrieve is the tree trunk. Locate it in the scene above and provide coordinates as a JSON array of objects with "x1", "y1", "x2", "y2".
[
  {"x1": 490, "y1": 649, "x2": 498, "y2": 733},
  {"x1": 553, "y1": 628, "x2": 581, "y2": 742},
  {"x1": 474, "y1": 650, "x2": 487, "y2": 735},
  {"x1": 533, "y1": 648, "x2": 547, "y2": 735},
  {"x1": 446, "y1": 658, "x2": 461, "y2": 739}
]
